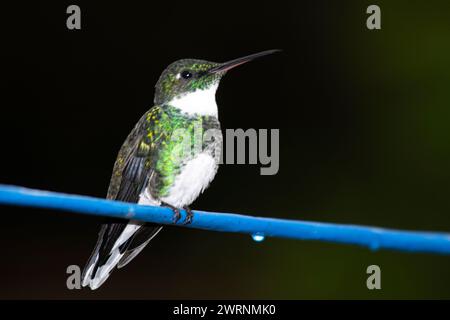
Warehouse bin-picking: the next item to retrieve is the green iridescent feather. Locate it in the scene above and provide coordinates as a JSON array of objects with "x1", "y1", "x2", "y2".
[{"x1": 107, "y1": 105, "x2": 220, "y2": 201}]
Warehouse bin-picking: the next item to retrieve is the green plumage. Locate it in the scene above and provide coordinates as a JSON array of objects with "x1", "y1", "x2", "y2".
[{"x1": 107, "y1": 105, "x2": 220, "y2": 201}]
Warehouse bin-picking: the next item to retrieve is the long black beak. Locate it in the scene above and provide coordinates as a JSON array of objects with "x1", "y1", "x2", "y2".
[{"x1": 208, "y1": 49, "x2": 281, "y2": 74}]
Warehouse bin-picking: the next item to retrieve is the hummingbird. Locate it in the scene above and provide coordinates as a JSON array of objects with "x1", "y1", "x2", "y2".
[{"x1": 81, "y1": 49, "x2": 280, "y2": 289}]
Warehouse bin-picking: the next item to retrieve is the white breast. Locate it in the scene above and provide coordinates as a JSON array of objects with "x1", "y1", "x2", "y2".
[
  {"x1": 161, "y1": 153, "x2": 218, "y2": 208},
  {"x1": 169, "y1": 84, "x2": 218, "y2": 116}
]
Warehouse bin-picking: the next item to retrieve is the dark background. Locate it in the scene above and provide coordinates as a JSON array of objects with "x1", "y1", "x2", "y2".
[{"x1": 1, "y1": 0, "x2": 450, "y2": 299}]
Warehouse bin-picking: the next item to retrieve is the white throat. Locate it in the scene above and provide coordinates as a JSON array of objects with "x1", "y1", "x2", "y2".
[{"x1": 169, "y1": 84, "x2": 218, "y2": 117}]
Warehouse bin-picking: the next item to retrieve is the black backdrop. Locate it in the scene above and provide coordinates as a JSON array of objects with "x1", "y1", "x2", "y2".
[{"x1": 1, "y1": 1, "x2": 450, "y2": 299}]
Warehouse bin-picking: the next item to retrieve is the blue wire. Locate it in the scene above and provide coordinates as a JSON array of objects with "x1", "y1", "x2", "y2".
[{"x1": 0, "y1": 184, "x2": 450, "y2": 255}]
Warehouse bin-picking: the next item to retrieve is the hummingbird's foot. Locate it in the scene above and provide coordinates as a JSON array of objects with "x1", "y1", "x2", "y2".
[
  {"x1": 161, "y1": 201, "x2": 181, "y2": 224},
  {"x1": 183, "y1": 206, "x2": 194, "y2": 225}
]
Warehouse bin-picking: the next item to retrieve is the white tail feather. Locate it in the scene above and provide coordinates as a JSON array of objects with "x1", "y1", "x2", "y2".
[
  {"x1": 82, "y1": 195, "x2": 162, "y2": 289},
  {"x1": 82, "y1": 222, "x2": 142, "y2": 290},
  {"x1": 117, "y1": 226, "x2": 162, "y2": 269},
  {"x1": 89, "y1": 249, "x2": 124, "y2": 290}
]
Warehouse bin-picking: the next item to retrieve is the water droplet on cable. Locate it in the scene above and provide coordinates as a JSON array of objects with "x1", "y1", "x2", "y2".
[{"x1": 251, "y1": 233, "x2": 265, "y2": 242}]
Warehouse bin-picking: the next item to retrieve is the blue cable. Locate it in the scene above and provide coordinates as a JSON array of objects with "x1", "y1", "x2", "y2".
[{"x1": 0, "y1": 184, "x2": 450, "y2": 254}]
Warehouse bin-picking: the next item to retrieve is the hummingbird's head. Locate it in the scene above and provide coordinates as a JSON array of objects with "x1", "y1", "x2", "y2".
[
  {"x1": 154, "y1": 59, "x2": 221, "y2": 106},
  {"x1": 154, "y1": 50, "x2": 281, "y2": 116}
]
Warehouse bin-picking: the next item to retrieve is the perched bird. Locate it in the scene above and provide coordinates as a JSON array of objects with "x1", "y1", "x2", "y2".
[{"x1": 82, "y1": 50, "x2": 280, "y2": 289}]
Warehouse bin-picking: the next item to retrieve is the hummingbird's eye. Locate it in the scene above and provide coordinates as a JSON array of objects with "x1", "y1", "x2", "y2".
[{"x1": 180, "y1": 70, "x2": 193, "y2": 79}]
